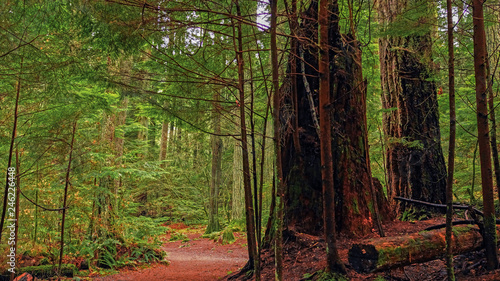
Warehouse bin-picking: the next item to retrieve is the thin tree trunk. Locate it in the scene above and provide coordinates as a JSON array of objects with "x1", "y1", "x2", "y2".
[
  {"x1": 262, "y1": 165, "x2": 276, "y2": 250},
  {"x1": 10, "y1": 149, "x2": 20, "y2": 281},
  {"x1": 445, "y1": 0, "x2": 456, "y2": 279},
  {"x1": 247, "y1": 51, "x2": 260, "y2": 251},
  {"x1": 0, "y1": 59, "x2": 22, "y2": 243},
  {"x1": 232, "y1": 137, "x2": 244, "y2": 221},
  {"x1": 472, "y1": 0, "x2": 499, "y2": 270},
  {"x1": 206, "y1": 93, "x2": 223, "y2": 234},
  {"x1": 159, "y1": 121, "x2": 169, "y2": 166},
  {"x1": 113, "y1": 97, "x2": 128, "y2": 213},
  {"x1": 59, "y1": 119, "x2": 77, "y2": 277},
  {"x1": 270, "y1": 0, "x2": 283, "y2": 278},
  {"x1": 319, "y1": 0, "x2": 345, "y2": 273},
  {"x1": 233, "y1": 0, "x2": 258, "y2": 275},
  {"x1": 486, "y1": 56, "x2": 500, "y2": 206},
  {"x1": 485, "y1": 3, "x2": 500, "y2": 206}
]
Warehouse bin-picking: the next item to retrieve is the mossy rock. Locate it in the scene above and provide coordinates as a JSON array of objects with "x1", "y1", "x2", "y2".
[{"x1": 4, "y1": 264, "x2": 77, "y2": 279}]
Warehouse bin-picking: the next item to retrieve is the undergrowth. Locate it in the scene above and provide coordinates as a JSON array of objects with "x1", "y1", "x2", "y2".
[{"x1": 66, "y1": 216, "x2": 167, "y2": 270}]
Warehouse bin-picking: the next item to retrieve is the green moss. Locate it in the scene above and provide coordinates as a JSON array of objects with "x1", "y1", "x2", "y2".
[
  {"x1": 353, "y1": 198, "x2": 360, "y2": 215},
  {"x1": 377, "y1": 249, "x2": 387, "y2": 267},
  {"x1": 368, "y1": 201, "x2": 374, "y2": 214}
]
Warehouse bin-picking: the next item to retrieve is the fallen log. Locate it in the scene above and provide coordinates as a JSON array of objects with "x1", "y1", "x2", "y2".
[
  {"x1": 394, "y1": 196, "x2": 484, "y2": 217},
  {"x1": 348, "y1": 225, "x2": 500, "y2": 273}
]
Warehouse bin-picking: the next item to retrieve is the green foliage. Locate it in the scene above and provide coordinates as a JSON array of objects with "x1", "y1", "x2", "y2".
[
  {"x1": 130, "y1": 242, "x2": 167, "y2": 264},
  {"x1": 169, "y1": 232, "x2": 190, "y2": 243},
  {"x1": 202, "y1": 227, "x2": 236, "y2": 244},
  {"x1": 399, "y1": 207, "x2": 429, "y2": 222},
  {"x1": 379, "y1": 0, "x2": 435, "y2": 37},
  {"x1": 315, "y1": 270, "x2": 348, "y2": 281}
]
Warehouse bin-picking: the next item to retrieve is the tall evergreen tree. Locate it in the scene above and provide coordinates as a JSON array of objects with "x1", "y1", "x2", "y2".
[{"x1": 377, "y1": 0, "x2": 447, "y2": 211}]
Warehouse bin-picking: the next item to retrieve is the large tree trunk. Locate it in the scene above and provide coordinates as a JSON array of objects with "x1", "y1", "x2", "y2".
[
  {"x1": 281, "y1": 0, "x2": 386, "y2": 237},
  {"x1": 378, "y1": 0, "x2": 447, "y2": 212}
]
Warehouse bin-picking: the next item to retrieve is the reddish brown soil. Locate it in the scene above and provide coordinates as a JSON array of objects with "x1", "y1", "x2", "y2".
[
  {"x1": 225, "y1": 217, "x2": 500, "y2": 281},
  {"x1": 95, "y1": 224, "x2": 248, "y2": 281},
  {"x1": 92, "y1": 219, "x2": 500, "y2": 281}
]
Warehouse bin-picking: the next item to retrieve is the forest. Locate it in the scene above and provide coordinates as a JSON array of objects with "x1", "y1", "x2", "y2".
[{"x1": 1, "y1": 0, "x2": 500, "y2": 280}]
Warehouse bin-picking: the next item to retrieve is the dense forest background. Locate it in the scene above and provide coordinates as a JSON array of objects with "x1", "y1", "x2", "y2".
[{"x1": 1, "y1": 0, "x2": 500, "y2": 280}]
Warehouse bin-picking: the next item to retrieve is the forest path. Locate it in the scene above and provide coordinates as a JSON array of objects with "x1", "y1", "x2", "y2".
[{"x1": 97, "y1": 226, "x2": 248, "y2": 281}]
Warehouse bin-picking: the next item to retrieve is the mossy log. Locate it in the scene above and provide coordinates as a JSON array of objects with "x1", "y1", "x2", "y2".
[{"x1": 348, "y1": 225, "x2": 500, "y2": 273}]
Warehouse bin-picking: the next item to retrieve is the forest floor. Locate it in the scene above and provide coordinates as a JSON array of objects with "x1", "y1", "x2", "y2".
[
  {"x1": 224, "y1": 217, "x2": 500, "y2": 281},
  {"x1": 25, "y1": 218, "x2": 500, "y2": 280},
  {"x1": 90, "y1": 218, "x2": 500, "y2": 281},
  {"x1": 94, "y1": 223, "x2": 249, "y2": 281}
]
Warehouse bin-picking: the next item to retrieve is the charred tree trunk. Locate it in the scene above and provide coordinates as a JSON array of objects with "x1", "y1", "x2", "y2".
[
  {"x1": 378, "y1": 0, "x2": 447, "y2": 212},
  {"x1": 281, "y1": 0, "x2": 387, "y2": 237},
  {"x1": 281, "y1": 1, "x2": 322, "y2": 235}
]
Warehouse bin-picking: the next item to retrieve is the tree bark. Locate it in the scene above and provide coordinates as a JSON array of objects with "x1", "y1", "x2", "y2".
[
  {"x1": 159, "y1": 121, "x2": 169, "y2": 166},
  {"x1": 231, "y1": 137, "x2": 244, "y2": 221},
  {"x1": 485, "y1": 3, "x2": 500, "y2": 206},
  {"x1": 271, "y1": 0, "x2": 283, "y2": 278},
  {"x1": 281, "y1": 0, "x2": 387, "y2": 237},
  {"x1": 206, "y1": 93, "x2": 223, "y2": 234},
  {"x1": 445, "y1": 0, "x2": 456, "y2": 279},
  {"x1": 319, "y1": 0, "x2": 345, "y2": 272},
  {"x1": 0, "y1": 58, "x2": 22, "y2": 243},
  {"x1": 472, "y1": 0, "x2": 499, "y2": 270},
  {"x1": 349, "y1": 226, "x2": 499, "y2": 273},
  {"x1": 233, "y1": 0, "x2": 258, "y2": 274},
  {"x1": 378, "y1": 0, "x2": 447, "y2": 212},
  {"x1": 59, "y1": 120, "x2": 77, "y2": 277}
]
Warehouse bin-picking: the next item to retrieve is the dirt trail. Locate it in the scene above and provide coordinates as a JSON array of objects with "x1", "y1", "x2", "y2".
[{"x1": 97, "y1": 231, "x2": 248, "y2": 281}]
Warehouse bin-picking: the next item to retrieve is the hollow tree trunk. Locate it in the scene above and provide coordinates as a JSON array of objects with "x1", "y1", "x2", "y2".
[{"x1": 378, "y1": 0, "x2": 447, "y2": 212}]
